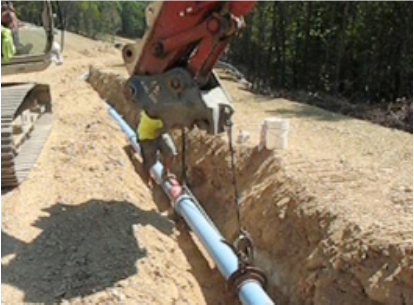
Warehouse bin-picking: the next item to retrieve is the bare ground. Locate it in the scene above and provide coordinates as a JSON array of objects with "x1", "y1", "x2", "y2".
[
  {"x1": 174, "y1": 75, "x2": 413, "y2": 304},
  {"x1": 2, "y1": 32, "x2": 413, "y2": 305},
  {"x1": 1, "y1": 32, "x2": 234, "y2": 305}
]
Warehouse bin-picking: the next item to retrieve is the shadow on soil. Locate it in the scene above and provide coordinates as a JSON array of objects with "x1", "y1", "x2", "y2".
[
  {"x1": 1, "y1": 200, "x2": 174, "y2": 303},
  {"x1": 124, "y1": 145, "x2": 237, "y2": 305},
  {"x1": 1, "y1": 231, "x2": 26, "y2": 257}
]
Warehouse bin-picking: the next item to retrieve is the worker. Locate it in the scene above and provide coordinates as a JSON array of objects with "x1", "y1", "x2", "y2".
[
  {"x1": 49, "y1": 41, "x2": 63, "y2": 65},
  {"x1": 1, "y1": 25, "x2": 16, "y2": 62},
  {"x1": 137, "y1": 109, "x2": 177, "y2": 188},
  {"x1": 1, "y1": 3, "x2": 14, "y2": 27},
  {"x1": 1, "y1": 2, "x2": 19, "y2": 46}
]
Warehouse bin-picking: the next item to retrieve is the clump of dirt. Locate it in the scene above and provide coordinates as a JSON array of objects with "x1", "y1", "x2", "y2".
[{"x1": 171, "y1": 130, "x2": 412, "y2": 305}]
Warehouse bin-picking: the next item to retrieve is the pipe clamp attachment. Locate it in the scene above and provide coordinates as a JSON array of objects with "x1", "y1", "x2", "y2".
[
  {"x1": 227, "y1": 265, "x2": 268, "y2": 295},
  {"x1": 174, "y1": 194, "x2": 193, "y2": 216}
]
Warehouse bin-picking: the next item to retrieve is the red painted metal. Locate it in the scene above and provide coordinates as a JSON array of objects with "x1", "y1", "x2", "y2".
[
  {"x1": 167, "y1": 177, "x2": 183, "y2": 201},
  {"x1": 133, "y1": 1, "x2": 257, "y2": 84}
]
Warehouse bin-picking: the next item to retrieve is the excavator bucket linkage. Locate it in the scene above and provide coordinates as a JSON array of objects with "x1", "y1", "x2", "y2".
[{"x1": 122, "y1": 1, "x2": 256, "y2": 135}]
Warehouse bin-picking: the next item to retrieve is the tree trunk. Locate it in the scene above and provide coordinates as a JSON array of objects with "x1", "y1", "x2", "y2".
[
  {"x1": 302, "y1": 2, "x2": 312, "y2": 88},
  {"x1": 266, "y1": 2, "x2": 278, "y2": 86},
  {"x1": 333, "y1": 2, "x2": 350, "y2": 94},
  {"x1": 257, "y1": 2, "x2": 266, "y2": 82},
  {"x1": 278, "y1": 3, "x2": 286, "y2": 87}
]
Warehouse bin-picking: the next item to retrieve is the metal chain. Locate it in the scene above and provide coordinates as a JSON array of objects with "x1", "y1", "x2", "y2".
[
  {"x1": 227, "y1": 121, "x2": 256, "y2": 264},
  {"x1": 226, "y1": 121, "x2": 242, "y2": 235},
  {"x1": 181, "y1": 127, "x2": 187, "y2": 186},
  {"x1": 180, "y1": 121, "x2": 254, "y2": 264}
]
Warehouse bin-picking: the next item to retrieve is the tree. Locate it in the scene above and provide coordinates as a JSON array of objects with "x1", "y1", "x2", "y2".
[
  {"x1": 119, "y1": 2, "x2": 147, "y2": 38},
  {"x1": 226, "y1": 1, "x2": 412, "y2": 104}
]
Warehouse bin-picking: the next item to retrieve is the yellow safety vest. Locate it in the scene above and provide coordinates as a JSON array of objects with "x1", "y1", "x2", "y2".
[{"x1": 137, "y1": 111, "x2": 163, "y2": 141}]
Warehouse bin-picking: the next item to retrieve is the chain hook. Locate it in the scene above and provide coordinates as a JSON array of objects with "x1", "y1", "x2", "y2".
[{"x1": 233, "y1": 228, "x2": 255, "y2": 265}]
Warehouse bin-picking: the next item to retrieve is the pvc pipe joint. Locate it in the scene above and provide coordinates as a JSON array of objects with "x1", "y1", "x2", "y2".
[{"x1": 105, "y1": 102, "x2": 274, "y2": 305}]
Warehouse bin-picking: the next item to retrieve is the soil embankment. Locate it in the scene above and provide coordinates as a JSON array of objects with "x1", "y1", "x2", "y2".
[
  {"x1": 88, "y1": 63, "x2": 413, "y2": 304},
  {"x1": 1, "y1": 32, "x2": 234, "y2": 305},
  {"x1": 2, "y1": 31, "x2": 412, "y2": 304}
]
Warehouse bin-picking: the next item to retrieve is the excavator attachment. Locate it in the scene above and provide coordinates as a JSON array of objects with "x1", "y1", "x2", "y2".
[
  {"x1": 127, "y1": 67, "x2": 233, "y2": 134},
  {"x1": 1, "y1": 1, "x2": 55, "y2": 189},
  {"x1": 122, "y1": 1, "x2": 256, "y2": 134}
]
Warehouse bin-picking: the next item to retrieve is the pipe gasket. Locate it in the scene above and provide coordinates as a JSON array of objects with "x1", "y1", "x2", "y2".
[{"x1": 227, "y1": 264, "x2": 268, "y2": 295}]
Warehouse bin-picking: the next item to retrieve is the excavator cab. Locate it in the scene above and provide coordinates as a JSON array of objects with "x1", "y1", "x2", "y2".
[
  {"x1": 1, "y1": 1, "x2": 56, "y2": 188},
  {"x1": 1, "y1": 1, "x2": 55, "y2": 74}
]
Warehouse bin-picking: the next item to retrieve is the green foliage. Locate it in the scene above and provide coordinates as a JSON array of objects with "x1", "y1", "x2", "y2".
[
  {"x1": 60, "y1": 1, "x2": 124, "y2": 40},
  {"x1": 14, "y1": 1, "x2": 147, "y2": 41},
  {"x1": 10, "y1": 1, "x2": 412, "y2": 103},
  {"x1": 11, "y1": 2, "x2": 45, "y2": 26},
  {"x1": 229, "y1": 1, "x2": 412, "y2": 102},
  {"x1": 119, "y1": 2, "x2": 147, "y2": 38}
]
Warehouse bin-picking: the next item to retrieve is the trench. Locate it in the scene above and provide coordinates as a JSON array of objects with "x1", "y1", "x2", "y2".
[{"x1": 87, "y1": 66, "x2": 413, "y2": 305}]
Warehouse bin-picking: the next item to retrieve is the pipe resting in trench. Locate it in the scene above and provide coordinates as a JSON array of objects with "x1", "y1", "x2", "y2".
[{"x1": 105, "y1": 103, "x2": 275, "y2": 305}]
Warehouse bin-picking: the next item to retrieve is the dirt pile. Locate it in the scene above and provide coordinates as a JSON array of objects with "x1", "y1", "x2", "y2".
[
  {"x1": 88, "y1": 64, "x2": 412, "y2": 305},
  {"x1": 172, "y1": 130, "x2": 412, "y2": 305},
  {"x1": 1, "y1": 32, "x2": 235, "y2": 305}
]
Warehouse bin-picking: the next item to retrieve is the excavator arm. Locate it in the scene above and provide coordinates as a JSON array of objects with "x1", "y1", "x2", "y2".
[
  {"x1": 109, "y1": 5, "x2": 274, "y2": 301},
  {"x1": 122, "y1": 1, "x2": 256, "y2": 134}
]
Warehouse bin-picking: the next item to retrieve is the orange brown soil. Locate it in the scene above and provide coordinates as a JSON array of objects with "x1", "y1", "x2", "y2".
[{"x1": 2, "y1": 32, "x2": 412, "y2": 304}]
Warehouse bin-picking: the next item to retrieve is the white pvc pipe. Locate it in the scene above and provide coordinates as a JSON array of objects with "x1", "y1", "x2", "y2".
[{"x1": 105, "y1": 103, "x2": 274, "y2": 305}]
